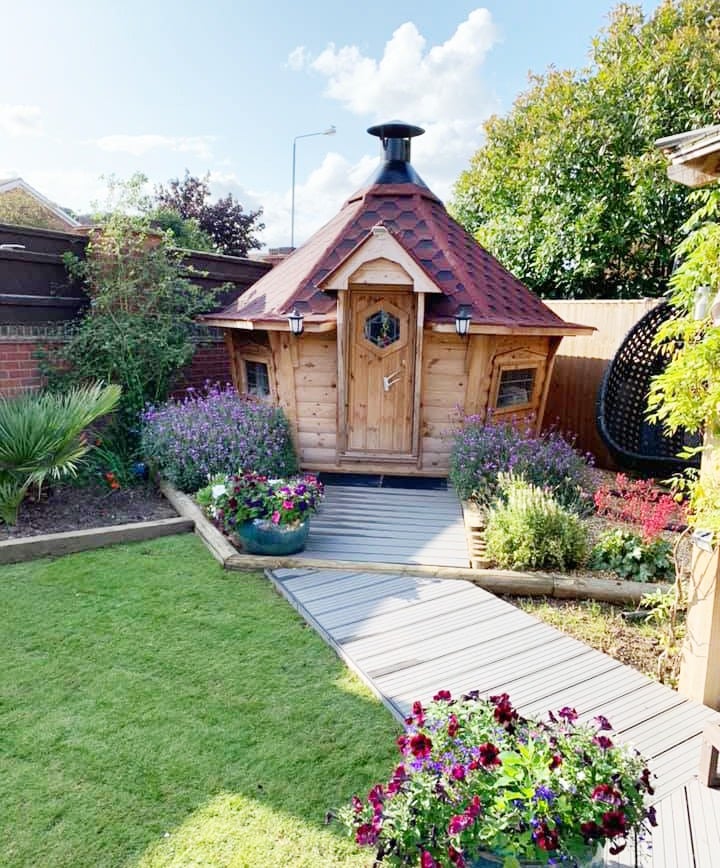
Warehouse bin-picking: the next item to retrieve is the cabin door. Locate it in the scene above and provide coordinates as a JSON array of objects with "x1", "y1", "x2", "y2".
[{"x1": 345, "y1": 290, "x2": 416, "y2": 455}]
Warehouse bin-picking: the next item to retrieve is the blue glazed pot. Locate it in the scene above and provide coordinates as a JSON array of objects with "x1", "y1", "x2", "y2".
[{"x1": 236, "y1": 517, "x2": 310, "y2": 556}]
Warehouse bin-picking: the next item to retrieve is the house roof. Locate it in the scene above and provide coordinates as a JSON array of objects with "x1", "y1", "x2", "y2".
[
  {"x1": 0, "y1": 177, "x2": 82, "y2": 227},
  {"x1": 655, "y1": 124, "x2": 720, "y2": 188},
  {"x1": 206, "y1": 126, "x2": 590, "y2": 336}
]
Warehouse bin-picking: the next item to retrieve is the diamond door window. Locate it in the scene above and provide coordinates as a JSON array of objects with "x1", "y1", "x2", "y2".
[{"x1": 364, "y1": 309, "x2": 400, "y2": 348}]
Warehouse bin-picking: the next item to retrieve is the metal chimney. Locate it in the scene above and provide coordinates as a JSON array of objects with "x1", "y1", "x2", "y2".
[{"x1": 366, "y1": 120, "x2": 428, "y2": 187}]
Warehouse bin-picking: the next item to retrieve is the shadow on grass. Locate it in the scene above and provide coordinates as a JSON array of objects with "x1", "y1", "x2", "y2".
[{"x1": 1, "y1": 535, "x2": 399, "y2": 867}]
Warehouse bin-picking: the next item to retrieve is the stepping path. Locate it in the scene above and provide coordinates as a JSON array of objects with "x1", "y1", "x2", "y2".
[
  {"x1": 295, "y1": 484, "x2": 470, "y2": 568},
  {"x1": 268, "y1": 566, "x2": 720, "y2": 868}
]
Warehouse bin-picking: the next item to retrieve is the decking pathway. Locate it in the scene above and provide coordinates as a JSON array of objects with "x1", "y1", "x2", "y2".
[
  {"x1": 268, "y1": 565, "x2": 720, "y2": 868},
  {"x1": 294, "y1": 484, "x2": 469, "y2": 568}
]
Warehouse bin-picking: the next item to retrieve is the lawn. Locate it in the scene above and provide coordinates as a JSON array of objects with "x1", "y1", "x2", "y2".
[{"x1": 1, "y1": 535, "x2": 398, "y2": 867}]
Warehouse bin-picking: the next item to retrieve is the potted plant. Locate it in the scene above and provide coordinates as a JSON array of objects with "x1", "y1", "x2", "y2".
[
  {"x1": 197, "y1": 470, "x2": 324, "y2": 555},
  {"x1": 339, "y1": 691, "x2": 656, "y2": 867}
]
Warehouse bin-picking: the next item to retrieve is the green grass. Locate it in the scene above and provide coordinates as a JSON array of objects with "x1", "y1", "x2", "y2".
[{"x1": 0, "y1": 535, "x2": 399, "y2": 867}]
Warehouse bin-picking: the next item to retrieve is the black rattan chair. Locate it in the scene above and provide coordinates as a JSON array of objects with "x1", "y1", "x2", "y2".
[{"x1": 596, "y1": 300, "x2": 701, "y2": 475}]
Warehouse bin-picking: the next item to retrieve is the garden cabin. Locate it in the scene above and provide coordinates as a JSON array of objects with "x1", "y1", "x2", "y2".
[{"x1": 205, "y1": 122, "x2": 592, "y2": 476}]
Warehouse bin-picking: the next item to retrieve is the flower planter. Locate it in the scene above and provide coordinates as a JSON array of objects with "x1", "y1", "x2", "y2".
[
  {"x1": 235, "y1": 517, "x2": 310, "y2": 556},
  {"x1": 471, "y1": 845, "x2": 603, "y2": 867}
]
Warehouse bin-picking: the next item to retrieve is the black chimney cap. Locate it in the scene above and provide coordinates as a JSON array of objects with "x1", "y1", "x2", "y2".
[{"x1": 367, "y1": 120, "x2": 425, "y2": 140}]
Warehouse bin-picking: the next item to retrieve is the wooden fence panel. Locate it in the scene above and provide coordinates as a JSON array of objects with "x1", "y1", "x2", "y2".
[{"x1": 544, "y1": 299, "x2": 660, "y2": 469}]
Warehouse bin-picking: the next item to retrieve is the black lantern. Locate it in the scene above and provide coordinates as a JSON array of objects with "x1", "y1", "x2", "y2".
[
  {"x1": 288, "y1": 308, "x2": 304, "y2": 335},
  {"x1": 454, "y1": 305, "x2": 472, "y2": 337}
]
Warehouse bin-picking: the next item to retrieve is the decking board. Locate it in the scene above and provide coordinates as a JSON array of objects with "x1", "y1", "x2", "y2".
[{"x1": 267, "y1": 566, "x2": 720, "y2": 865}]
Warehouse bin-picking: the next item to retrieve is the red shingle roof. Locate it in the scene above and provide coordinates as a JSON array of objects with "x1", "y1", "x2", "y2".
[{"x1": 209, "y1": 180, "x2": 585, "y2": 332}]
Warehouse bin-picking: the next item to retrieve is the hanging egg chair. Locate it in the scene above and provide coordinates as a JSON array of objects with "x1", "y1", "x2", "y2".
[{"x1": 596, "y1": 300, "x2": 701, "y2": 475}]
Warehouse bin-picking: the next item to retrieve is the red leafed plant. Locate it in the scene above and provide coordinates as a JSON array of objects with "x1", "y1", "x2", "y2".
[{"x1": 593, "y1": 473, "x2": 685, "y2": 541}]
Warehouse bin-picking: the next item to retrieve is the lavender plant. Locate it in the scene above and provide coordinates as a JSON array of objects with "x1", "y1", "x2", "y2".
[
  {"x1": 140, "y1": 384, "x2": 297, "y2": 492},
  {"x1": 449, "y1": 416, "x2": 594, "y2": 513}
]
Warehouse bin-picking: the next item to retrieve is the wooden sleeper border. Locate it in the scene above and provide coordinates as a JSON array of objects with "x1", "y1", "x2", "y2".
[{"x1": 160, "y1": 480, "x2": 670, "y2": 606}]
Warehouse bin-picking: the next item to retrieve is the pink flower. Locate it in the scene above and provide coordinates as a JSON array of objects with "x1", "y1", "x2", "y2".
[
  {"x1": 421, "y1": 853, "x2": 437, "y2": 868},
  {"x1": 448, "y1": 813, "x2": 472, "y2": 835},
  {"x1": 271, "y1": 510, "x2": 281, "y2": 524},
  {"x1": 282, "y1": 499, "x2": 294, "y2": 510}
]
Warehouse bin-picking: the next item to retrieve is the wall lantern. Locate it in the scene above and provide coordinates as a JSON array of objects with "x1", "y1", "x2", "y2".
[
  {"x1": 288, "y1": 308, "x2": 304, "y2": 335},
  {"x1": 454, "y1": 305, "x2": 472, "y2": 337}
]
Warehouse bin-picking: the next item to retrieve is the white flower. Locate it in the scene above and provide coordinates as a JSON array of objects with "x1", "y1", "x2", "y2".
[{"x1": 211, "y1": 484, "x2": 227, "y2": 499}]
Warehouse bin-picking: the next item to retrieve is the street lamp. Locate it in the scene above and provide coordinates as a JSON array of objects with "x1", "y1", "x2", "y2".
[{"x1": 291, "y1": 125, "x2": 336, "y2": 249}]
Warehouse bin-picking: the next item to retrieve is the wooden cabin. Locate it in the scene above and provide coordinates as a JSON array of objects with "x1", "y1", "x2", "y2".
[{"x1": 205, "y1": 121, "x2": 591, "y2": 476}]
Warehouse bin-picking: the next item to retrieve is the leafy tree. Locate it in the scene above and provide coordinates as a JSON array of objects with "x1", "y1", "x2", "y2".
[
  {"x1": 451, "y1": 1, "x2": 720, "y2": 298},
  {"x1": 41, "y1": 175, "x2": 217, "y2": 449},
  {"x1": 154, "y1": 171, "x2": 264, "y2": 257},
  {"x1": 149, "y1": 207, "x2": 215, "y2": 252}
]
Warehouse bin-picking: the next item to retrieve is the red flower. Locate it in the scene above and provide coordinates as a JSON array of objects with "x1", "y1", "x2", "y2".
[
  {"x1": 421, "y1": 853, "x2": 437, "y2": 868},
  {"x1": 433, "y1": 690, "x2": 452, "y2": 701},
  {"x1": 639, "y1": 767, "x2": 655, "y2": 795},
  {"x1": 351, "y1": 795, "x2": 362, "y2": 813},
  {"x1": 466, "y1": 795, "x2": 482, "y2": 818},
  {"x1": 447, "y1": 713, "x2": 459, "y2": 737},
  {"x1": 355, "y1": 823, "x2": 379, "y2": 845},
  {"x1": 477, "y1": 742, "x2": 501, "y2": 767},
  {"x1": 413, "y1": 700, "x2": 425, "y2": 726},
  {"x1": 580, "y1": 820, "x2": 603, "y2": 842},
  {"x1": 451, "y1": 764, "x2": 466, "y2": 780},
  {"x1": 396, "y1": 734, "x2": 409, "y2": 753},
  {"x1": 410, "y1": 733, "x2": 433, "y2": 758},
  {"x1": 490, "y1": 692, "x2": 518, "y2": 728},
  {"x1": 448, "y1": 813, "x2": 472, "y2": 835},
  {"x1": 557, "y1": 706, "x2": 578, "y2": 723},
  {"x1": 591, "y1": 784, "x2": 622, "y2": 805},
  {"x1": 549, "y1": 753, "x2": 563, "y2": 771},
  {"x1": 448, "y1": 845, "x2": 466, "y2": 867},
  {"x1": 602, "y1": 810, "x2": 628, "y2": 838},
  {"x1": 533, "y1": 821, "x2": 559, "y2": 851},
  {"x1": 593, "y1": 735, "x2": 614, "y2": 750}
]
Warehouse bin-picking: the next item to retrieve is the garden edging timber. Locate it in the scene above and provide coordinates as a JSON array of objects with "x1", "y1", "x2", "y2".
[
  {"x1": 0, "y1": 516, "x2": 193, "y2": 565},
  {"x1": 159, "y1": 479, "x2": 670, "y2": 605}
]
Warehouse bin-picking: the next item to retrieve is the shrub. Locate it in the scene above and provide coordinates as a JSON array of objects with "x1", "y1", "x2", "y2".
[
  {"x1": 593, "y1": 473, "x2": 685, "y2": 539},
  {"x1": 0, "y1": 383, "x2": 121, "y2": 524},
  {"x1": 588, "y1": 529, "x2": 674, "y2": 582},
  {"x1": 449, "y1": 416, "x2": 593, "y2": 512},
  {"x1": 141, "y1": 385, "x2": 298, "y2": 492},
  {"x1": 484, "y1": 475, "x2": 588, "y2": 570}
]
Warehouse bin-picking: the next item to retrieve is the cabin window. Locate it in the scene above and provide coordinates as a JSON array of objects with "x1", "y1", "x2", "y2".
[
  {"x1": 496, "y1": 367, "x2": 536, "y2": 409},
  {"x1": 364, "y1": 309, "x2": 400, "y2": 348},
  {"x1": 245, "y1": 360, "x2": 270, "y2": 397}
]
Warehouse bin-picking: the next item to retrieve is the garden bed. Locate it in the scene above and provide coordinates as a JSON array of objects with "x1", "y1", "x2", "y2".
[{"x1": 0, "y1": 482, "x2": 177, "y2": 541}]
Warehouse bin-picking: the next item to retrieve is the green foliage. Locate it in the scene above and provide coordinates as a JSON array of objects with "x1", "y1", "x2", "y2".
[
  {"x1": 484, "y1": 475, "x2": 588, "y2": 570},
  {"x1": 147, "y1": 206, "x2": 215, "y2": 251},
  {"x1": 1, "y1": 535, "x2": 397, "y2": 867},
  {"x1": 40, "y1": 174, "x2": 218, "y2": 447},
  {"x1": 0, "y1": 383, "x2": 121, "y2": 523},
  {"x1": 449, "y1": 416, "x2": 594, "y2": 513},
  {"x1": 588, "y1": 529, "x2": 674, "y2": 582},
  {"x1": 451, "y1": 1, "x2": 720, "y2": 299},
  {"x1": 141, "y1": 385, "x2": 298, "y2": 492}
]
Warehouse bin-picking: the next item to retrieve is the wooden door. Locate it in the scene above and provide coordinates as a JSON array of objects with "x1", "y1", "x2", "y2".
[{"x1": 346, "y1": 290, "x2": 416, "y2": 455}]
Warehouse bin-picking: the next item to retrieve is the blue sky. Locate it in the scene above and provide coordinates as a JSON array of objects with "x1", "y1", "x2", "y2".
[{"x1": 1, "y1": 0, "x2": 659, "y2": 249}]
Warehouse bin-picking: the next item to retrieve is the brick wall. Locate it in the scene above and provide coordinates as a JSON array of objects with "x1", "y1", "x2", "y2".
[
  {"x1": 0, "y1": 339, "x2": 48, "y2": 394},
  {"x1": 0, "y1": 335, "x2": 232, "y2": 398}
]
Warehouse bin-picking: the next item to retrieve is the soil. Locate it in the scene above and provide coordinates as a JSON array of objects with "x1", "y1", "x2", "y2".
[{"x1": 0, "y1": 482, "x2": 177, "y2": 540}]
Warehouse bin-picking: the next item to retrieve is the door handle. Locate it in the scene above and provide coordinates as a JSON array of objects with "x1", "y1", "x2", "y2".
[{"x1": 383, "y1": 369, "x2": 402, "y2": 391}]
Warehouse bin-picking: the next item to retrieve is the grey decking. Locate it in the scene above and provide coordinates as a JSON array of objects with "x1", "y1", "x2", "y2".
[
  {"x1": 297, "y1": 485, "x2": 470, "y2": 568},
  {"x1": 269, "y1": 566, "x2": 720, "y2": 868}
]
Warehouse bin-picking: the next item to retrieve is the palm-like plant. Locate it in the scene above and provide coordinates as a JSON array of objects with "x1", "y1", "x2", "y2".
[{"x1": 0, "y1": 383, "x2": 121, "y2": 524}]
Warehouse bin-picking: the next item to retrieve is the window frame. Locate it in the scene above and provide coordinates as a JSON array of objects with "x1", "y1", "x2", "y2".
[{"x1": 489, "y1": 353, "x2": 544, "y2": 416}]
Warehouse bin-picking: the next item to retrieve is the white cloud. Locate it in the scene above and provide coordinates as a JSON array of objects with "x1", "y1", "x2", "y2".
[
  {"x1": 286, "y1": 46, "x2": 309, "y2": 71},
  {"x1": 0, "y1": 104, "x2": 43, "y2": 137},
  {"x1": 289, "y1": 8, "x2": 499, "y2": 199},
  {"x1": 246, "y1": 151, "x2": 378, "y2": 250},
  {"x1": 94, "y1": 134, "x2": 215, "y2": 158}
]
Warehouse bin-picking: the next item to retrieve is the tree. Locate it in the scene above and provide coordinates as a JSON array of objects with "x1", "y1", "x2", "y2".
[
  {"x1": 154, "y1": 171, "x2": 264, "y2": 257},
  {"x1": 451, "y1": 1, "x2": 720, "y2": 299},
  {"x1": 42, "y1": 175, "x2": 217, "y2": 449}
]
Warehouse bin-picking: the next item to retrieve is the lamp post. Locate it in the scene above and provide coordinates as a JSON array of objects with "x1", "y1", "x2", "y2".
[{"x1": 291, "y1": 125, "x2": 336, "y2": 249}]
